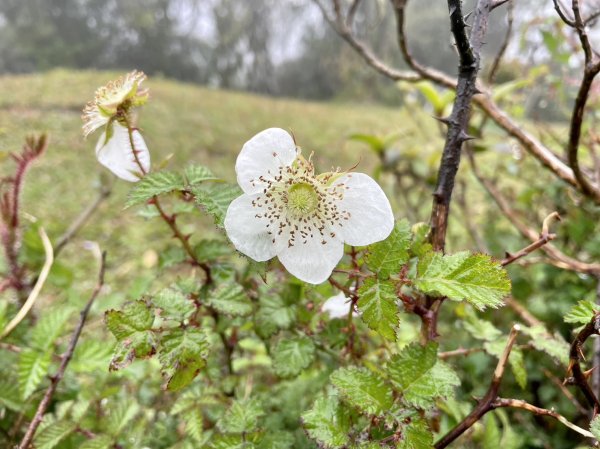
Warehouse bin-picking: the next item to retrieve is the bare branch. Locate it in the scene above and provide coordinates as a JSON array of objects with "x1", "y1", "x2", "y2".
[
  {"x1": 500, "y1": 212, "x2": 560, "y2": 266},
  {"x1": 435, "y1": 325, "x2": 520, "y2": 448},
  {"x1": 553, "y1": 0, "x2": 576, "y2": 26},
  {"x1": 491, "y1": 398, "x2": 594, "y2": 438},
  {"x1": 487, "y1": 1, "x2": 514, "y2": 83},
  {"x1": 18, "y1": 251, "x2": 106, "y2": 449}
]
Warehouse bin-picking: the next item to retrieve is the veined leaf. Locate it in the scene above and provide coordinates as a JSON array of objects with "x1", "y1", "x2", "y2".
[
  {"x1": 366, "y1": 219, "x2": 411, "y2": 278},
  {"x1": 357, "y1": 278, "x2": 398, "y2": 340},
  {"x1": 591, "y1": 415, "x2": 600, "y2": 440},
  {"x1": 254, "y1": 294, "x2": 296, "y2": 338},
  {"x1": 413, "y1": 251, "x2": 510, "y2": 310},
  {"x1": 19, "y1": 349, "x2": 51, "y2": 399},
  {"x1": 520, "y1": 324, "x2": 569, "y2": 365},
  {"x1": 330, "y1": 366, "x2": 393, "y2": 416},
  {"x1": 106, "y1": 400, "x2": 140, "y2": 436},
  {"x1": 207, "y1": 282, "x2": 253, "y2": 317},
  {"x1": 30, "y1": 307, "x2": 73, "y2": 351},
  {"x1": 33, "y1": 419, "x2": 76, "y2": 449},
  {"x1": 217, "y1": 397, "x2": 264, "y2": 434},
  {"x1": 105, "y1": 300, "x2": 156, "y2": 371},
  {"x1": 152, "y1": 286, "x2": 196, "y2": 321},
  {"x1": 192, "y1": 183, "x2": 242, "y2": 227},
  {"x1": 126, "y1": 170, "x2": 185, "y2": 207},
  {"x1": 79, "y1": 435, "x2": 114, "y2": 449},
  {"x1": 0, "y1": 377, "x2": 22, "y2": 411},
  {"x1": 184, "y1": 164, "x2": 219, "y2": 185},
  {"x1": 158, "y1": 327, "x2": 211, "y2": 391},
  {"x1": 564, "y1": 299, "x2": 598, "y2": 324},
  {"x1": 302, "y1": 392, "x2": 350, "y2": 448},
  {"x1": 396, "y1": 417, "x2": 434, "y2": 449},
  {"x1": 272, "y1": 336, "x2": 315, "y2": 378}
]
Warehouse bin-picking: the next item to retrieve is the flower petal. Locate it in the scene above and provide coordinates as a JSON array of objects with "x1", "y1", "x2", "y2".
[
  {"x1": 277, "y1": 233, "x2": 344, "y2": 284},
  {"x1": 334, "y1": 172, "x2": 394, "y2": 246},
  {"x1": 95, "y1": 123, "x2": 151, "y2": 182},
  {"x1": 235, "y1": 128, "x2": 297, "y2": 194},
  {"x1": 322, "y1": 292, "x2": 353, "y2": 319},
  {"x1": 224, "y1": 193, "x2": 278, "y2": 262}
]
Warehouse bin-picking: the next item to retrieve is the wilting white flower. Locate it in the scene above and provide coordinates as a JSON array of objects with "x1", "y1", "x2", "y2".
[
  {"x1": 95, "y1": 123, "x2": 150, "y2": 182},
  {"x1": 224, "y1": 128, "x2": 394, "y2": 284},
  {"x1": 82, "y1": 71, "x2": 151, "y2": 182},
  {"x1": 322, "y1": 292, "x2": 356, "y2": 319},
  {"x1": 82, "y1": 70, "x2": 148, "y2": 138}
]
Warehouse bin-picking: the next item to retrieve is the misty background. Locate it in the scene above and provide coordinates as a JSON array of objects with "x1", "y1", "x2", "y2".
[{"x1": 0, "y1": 0, "x2": 577, "y2": 106}]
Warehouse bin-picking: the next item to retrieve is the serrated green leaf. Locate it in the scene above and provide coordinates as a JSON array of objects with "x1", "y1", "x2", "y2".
[
  {"x1": 257, "y1": 431, "x2": 295, "y2": 449},
  {"x1": 79, "y1": 435, "x2": 114, "y2": 449},
  {"x1": 462, "y1": 311, "x2": 502, "y2": 342},
  {"x1": 218, "y1": 398, "x2": 264, "y2": 434},
  {"x1": 211, "y1": 434, "x2": 256, "y2": 449},
  {"x1": 413, "y1": 251, "x2": 510, "y2": 310},
  {"x1": 254, "y1": 294, "x2": 296, "y2": 338},
  {"x1": 184, "y1": 164, "x2": 219, "y2": 185},
  {"x1": 70, "y1": 339, "x2": 112, "y2": 373},
  {"x1": 0, "y1": 378, "x2": 22, "y2": 411},
  {"x1": 272, "y1": 336, "x2": 315, "y2": 378},
  {"x1": 158, "y1": 327, "x2": 210, "y2": 391},
  {"x1": 106, "y1": 300, "x2": 156, "y2": 371},
  {"x1": 126, "y1": 171, "x2": 185, "y2": 207},
  {"x1": 194, "y1": 239, "x2": 232, "y2": 262},
  {"x1": 357, "y1": 278, "x2": 398, "y2": 340},
  {"x1": 331, "y1": 366, "x2": 393, "y2": 416},
  {"x1": 483, "y1": 414, "x2": 501, "y2": 449},
  {"x1": 410, "y1": 222, "x2": 432, "y2": 257},
  {"x1": 30, "y1": 307, "x2": 73, "y2": 351},
  {"x1": 387, "y1": 343, "x2": 459, "y2": 409},
  {"x1": 520, "y1": 325, "x2": 569, "y2": 365},
  {"x1": 33, "y1": 419, "x2": 76, "y2": 449},
  {"x1": 366, "y1": 219, "x2": 411, "y2": 278},
  {"x1": 591, "y1": 415, "x2": 600, "y2": 440},
  {"x1": 183, "y1": 407, "x2": 204, "y2": 443},
  {"x1": 152, "y1": 286, "x2": 196, "y2": 321},
  {"x1": 106, "y1": 400, "x2": 140, "y2": 436},
  {"x1": 302, "y1": 392, "x2": 350, "y2": 448},
  {"x1": 207, "y1": 282, "x2": 252, "y2": 317},
  {"x1": 565, "y1": 300, "x2": 598, "y2": 324},
  {"x1": 192, "y1": 183, "x2": 242, "y2": 227},
  {"x1": 396, "y1": 417, "x2": 434, "y2": 449},
  {"x1": 19, "y1": 349, "x2": 51, "y2": 399}
]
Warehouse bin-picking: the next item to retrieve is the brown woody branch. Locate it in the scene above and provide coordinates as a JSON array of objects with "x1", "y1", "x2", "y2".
[
  {"x1": 18, "y1": 251, "x2": 106, "y2": 449},
  {"x1": 487, "y1": 0, "x2": 514, "y2": 84},
  {"x1": 434, "y1": 325, "x2": 520, "y2": 448},
  {"x1": 565, "y1": 312, "x2": 600, "y2": 414},
  {"x1": 500, "y1": 212, "x2": 560, "y2": 267}
]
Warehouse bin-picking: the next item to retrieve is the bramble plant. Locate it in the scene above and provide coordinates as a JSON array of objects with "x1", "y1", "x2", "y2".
[{"x1": 2, "y1": 1, "x2": 600, "y2": 448}]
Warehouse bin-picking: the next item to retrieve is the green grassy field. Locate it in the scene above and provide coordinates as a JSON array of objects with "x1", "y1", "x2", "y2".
[{"x1": 0, "y1": 69, "x2": 412, "y2": 295}]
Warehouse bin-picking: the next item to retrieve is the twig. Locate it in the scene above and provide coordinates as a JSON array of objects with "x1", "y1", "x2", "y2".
[
  {"x1": 0, "y1": 341, "x2": 23, "y2": 353},
  {"x1": 17, "y1": 251, "x2": 106, "y2": 449},
  {"x1": 54, "y1": 183, "x2": 111, "y2": 257},
  {"x1": 505, "y1": 297, "x2": 541, "y2": 327},
  {"x1": 487, "y1": 0, "x2": 514, "y2": 83},
  {"x1": 565, "y1": 312, "x2": 600, "y2": 414},
  {"x1": 439, "y1": 347, "x2": 485, "y2": 359},
  {"x1": 543, "y1": 368, "x2": 588, "y2": 416},
  {"x1": 500, "y1": 212, "x2": 560, "y2": 266},
  {"x1": 435, "y1": 325, "x2": 520, "y2": 448},
  {"x1": 553, "y1": 0, "x2": 576, "y2": 26},
  {"x1": 0, "y1": 227, "x2": 54, "y2": 339},
  {"x1": 491, "y1": 397, "x2": 594, "y2": 438}
]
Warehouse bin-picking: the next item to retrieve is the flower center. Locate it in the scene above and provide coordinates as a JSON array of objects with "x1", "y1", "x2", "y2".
[{"x1": 287, "y1": 182, "x2": 319, "y2": 217}]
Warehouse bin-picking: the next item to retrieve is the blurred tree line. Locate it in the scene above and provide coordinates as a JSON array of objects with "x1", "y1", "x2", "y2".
[{"x1": 0, "y1": 0, "x2": 515, "y2": 103}]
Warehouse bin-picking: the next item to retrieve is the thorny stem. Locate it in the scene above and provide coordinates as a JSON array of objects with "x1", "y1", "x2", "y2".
[
  {"x1": 434, "y1": 325, "x2": 520, "y2": 448},
  {"x1": 18, "y1": 251, "x2": 106, "y2": 449},
  {"x1": 565, "y1": 312, "x2": 600, "y2": 414}
]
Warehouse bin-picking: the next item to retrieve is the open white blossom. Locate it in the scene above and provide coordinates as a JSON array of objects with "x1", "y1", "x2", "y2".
[
  {"x1": 322, "y1": 292, "x2": 356, "y2": 319},
  {"x1": 82, "y1": 71, "x2": 151, "y2": 182},
  {"x1": 82, "y1": 70, "x2": 148, "y2": 138},
  {"x1": 224, "y1": 128, "x2": 394, "y2": 284}
]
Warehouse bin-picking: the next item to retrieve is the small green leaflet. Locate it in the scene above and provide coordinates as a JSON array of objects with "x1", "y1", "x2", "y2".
[
  {"x1": 591, "y1": 415, "x2": 600, "y2": 440},
  {"x1": 520, "y1": 324, "x2": 569, "y2": 365},
  {"x1": 184, "y1": 164, "x2": 219, "y2": 185},
  {"x1": 272, "y1": 336, "x2": 315, "y2": 378},
  {"x1": 301, "y1": 392, "x2": 350, "y2": 448},
  {"x1": 79, "y1": 435, "x2": 114, "y2": 449},
  {"x1": 126, "y1": 171, "x2": 185, "y2": 207},
  {"x1": 217, "y1": 397, "x2": 264, "y2": 434},
  {"x1": 191, "y1": 183, "x2": 242, "y2": 227},
  {"x1": 413, "y1": 251, "x2": 511, "y2": 310},
  {"x1": 366, "y1": 219, "x2": 411, "y2": 278},
  {"x1": 207, "y1": 281, "x2": 253, "y2": 317},
  {"x1": 330, "y1": 366, "x2": 393, "y2": 416},
  {"x1": 158, "y1": 327, "x2": 211, "y2": 391},
  {"x1": 105, "y1": 300, "x2": 156, "y2": 371},
  {"x1": 395, "y1": 417, "x2": 434, "y2": 449},
  {"x1": 18, "y1": 349, "x2": 51, "y2": 399},
  {"x1": 357, "y1": 278, "x2": 399, "y2": 340},
  {"x1": 564, "y1": 299, "x2": 598, "y2": 324},
  {"x1": 33, "y1": 419, "x2": 76, "y2": 449},
  {"x1": 254, "y1": 294, "x2": 296, "y2": 338},
  {"x1": 484, "y1": 340, "x2": 527, "y2": 389},
  {"x1": 152, "y1": 286, "x2": 196, "y2": 321},
  {"x1": 386, "y1": 343, "x2": 460, "y2": 409}
]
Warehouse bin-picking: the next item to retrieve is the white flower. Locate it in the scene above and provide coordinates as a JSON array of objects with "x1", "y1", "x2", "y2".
[
  {"x1": 82, "y1": 70, "x2": 148, "y2": 138},
  {"x1": 95, "y1": 123, "x2": 150, "y2": 182},
  {"x1": 322, "y1": 292, "x2": 356, "y2": 319},
  {"x1": 224, "y1": 128, "x2": 394, "y2": 284}
]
